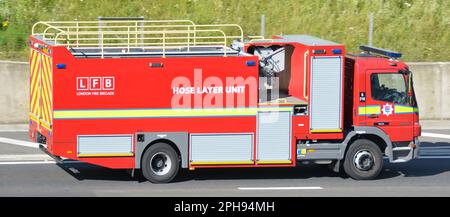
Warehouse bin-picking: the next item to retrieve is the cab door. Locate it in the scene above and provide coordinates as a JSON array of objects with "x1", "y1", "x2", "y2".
[{"x1": 364, "y1": 70, "x2": 414, "y2": 142}]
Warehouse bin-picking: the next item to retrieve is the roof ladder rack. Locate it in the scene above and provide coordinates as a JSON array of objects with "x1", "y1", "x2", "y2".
[{"x1": 31, "y1": 19, "x2": 262, "y2": 58}]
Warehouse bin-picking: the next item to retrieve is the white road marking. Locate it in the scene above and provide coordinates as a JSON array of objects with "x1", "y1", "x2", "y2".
[
  {"x1": 419, "y1": 146, "x2": 450, "y2": 149},
  {"x1": 0, "y1": 124, "x2": 28, "y2": 132},
  {"x1": 419, "y1": 156, "x2": 450, "y2": 159},
  {"x1": 0, "y1": 161, "x2": 56, "y2": 165},
  {"x1": 0, "y1": 154, "x2": 52, "y2": 161},
  {"x1": 0, "y1": 129, "x2": 28, "y2": 132},
  {"x1": 0, "y1": 137, "x2": 40, "y2": 148},
  {"x1": 238, "y1": 187, "x2": 323, "y2": 190},
  {"x1": 421, "y1": 132, "x2": 450, "y2": 140},
  {"x1": 0, "y1": 160, "x2": 83, "y2": 165}
]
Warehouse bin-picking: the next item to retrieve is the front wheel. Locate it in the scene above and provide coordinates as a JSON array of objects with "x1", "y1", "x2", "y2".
[
  {"x1": 343, "y1": 139, "x2": 383, "y2": 180},
  {"x1": 141, "y1": 143, "x2": 180, "y2": 183}
]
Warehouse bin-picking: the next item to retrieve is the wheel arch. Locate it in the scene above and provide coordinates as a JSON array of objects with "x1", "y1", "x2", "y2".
[
  {"x1": 141, "y1": 139, "x2": 181, "y2": 166},
  {"x1": 341, "y1": 127, "x2": 393, "y2": 161},
  {"x1": 345, "y1": 134, "x2": 387, "y2": 157},
  {"x1": 135, "y1": 132, "x2": 188, "y2": 169}
]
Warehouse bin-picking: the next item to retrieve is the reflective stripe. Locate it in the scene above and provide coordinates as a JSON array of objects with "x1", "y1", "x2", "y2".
[
  {"x1": 55, "y1": 108, "x2": 257, "y2": 119},
  {"x1": 190, "y1": 161, "x2": 254, "y2": 165},
  {"x1": 310, "y1": 129, "x2": 342, "y2": 133},
  {"x1": 78, "y1": 153, "x2": 134, "y2": 157},
  {"x1": 358, "y1": 106, "x2": 380, "y2": 116},
  {"x1": 258, "y1": 107, "x2": 293, "y2": 112},
  {"x1": 54, "y1": 107, "x2": 293, "y2": 119},
  {"x1": 256, "y1": 160, "x2": 292, "y2": 164},
  {"x1": 358, "y1": 105, "x2": 418, "y2": 116},
  {"x1": 395, "y1": 105, "x2": 418, "y2": 114}
]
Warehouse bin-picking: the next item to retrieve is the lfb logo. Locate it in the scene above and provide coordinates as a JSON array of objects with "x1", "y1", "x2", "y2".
[{"x1": 77, "y1": 77, "x2": 114, "y2": 91}]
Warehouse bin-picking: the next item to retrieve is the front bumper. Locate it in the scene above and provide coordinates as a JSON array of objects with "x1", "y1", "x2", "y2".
[
  {"x1": 389, "y1": 137, "x2": 420, "y2": 163},
  {"x1": 413, "y1": 137, "x2": 421, "y2": 159}
]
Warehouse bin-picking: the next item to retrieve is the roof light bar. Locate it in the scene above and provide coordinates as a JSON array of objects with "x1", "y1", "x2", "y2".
[{"x1": 359, "y1": 45, "x2": 402, "y2": 59}]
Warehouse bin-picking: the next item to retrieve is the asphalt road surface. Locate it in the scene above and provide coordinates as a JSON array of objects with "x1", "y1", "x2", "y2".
[{"x1": 1, "y1": 129, "x2": 450, "y2": 197}]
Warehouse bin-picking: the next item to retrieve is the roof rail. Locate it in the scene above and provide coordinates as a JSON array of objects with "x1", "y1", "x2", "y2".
[{"x1": 32, "y1": 20, "x2": 250, "y2": 58}]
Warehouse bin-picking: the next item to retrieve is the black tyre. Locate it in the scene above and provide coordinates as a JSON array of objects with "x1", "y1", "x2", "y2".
[
  {"x1": 343, "y1": 139, "x2": 383, "y2": 180},
  {"x1": 141, "y1": 143, "x2": 180, "y2": 183}
]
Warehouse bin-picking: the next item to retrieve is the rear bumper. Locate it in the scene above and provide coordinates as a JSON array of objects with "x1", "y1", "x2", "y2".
[{"x1": 39, "y1": 144, "x2": 63, "y2": 164}]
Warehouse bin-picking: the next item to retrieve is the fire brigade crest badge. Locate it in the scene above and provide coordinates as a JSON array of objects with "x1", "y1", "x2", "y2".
[{"x1": 382, "y1": 103, "x2": 394, "y2": 117}]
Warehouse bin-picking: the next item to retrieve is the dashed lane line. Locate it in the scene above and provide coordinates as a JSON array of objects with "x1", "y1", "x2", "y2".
[
  {"x1": 238, "y1": 187, "x2": 323, "y2": 190},
  {"x1": 421, "y1": 132, "x2": 450, "y2": 140}
]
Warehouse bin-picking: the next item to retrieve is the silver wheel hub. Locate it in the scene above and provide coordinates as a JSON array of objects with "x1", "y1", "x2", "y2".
[
  {"x1": 353, "y1": 149, "x2": 374, "y2": 171},
  {"x1": 150, "y1": 152, "x2": 172, "y2": 176}
]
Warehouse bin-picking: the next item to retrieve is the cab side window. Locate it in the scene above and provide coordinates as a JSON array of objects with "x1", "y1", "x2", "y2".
[{"x1": 371, "y1": 73, "x2": 408, "y2": 104}]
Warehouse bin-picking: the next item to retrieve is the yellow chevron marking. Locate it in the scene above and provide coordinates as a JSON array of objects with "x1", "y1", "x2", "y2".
[
  {"x1": 45, "y1": 56, "x2": 53, "y2": 86},
  {"x1": 32, "y1": 55, "x2": 42, "y2": 114},
  {"x1": 35, "y1": 60, "x2": 42, "y2": 120},
  {"x1": 29, "y1": 49, "x2": 53, "y2": 130},
  {"x1": 45, "y1": 56, "x2": 53, "y2": 123},
  {"x1": 41, "y1": 56, "x2": 51, "y2": 123},
  {"x1": 44, "y1": 56, "x2": 53, "y2": 103},
  {"x1": 29, "y1": 113, "x2": 39, "y2": 123},
  {"x1": 43, "y1": 55, "x2": 53, "y2": 125},
  {"x1": 39, "y1": 119, "x2": 51, "y2": 131},
  {"x1": 29, "y1": 51, "x2": 38, "y2": 92},
  {"x1": 30, "y1": 51, "x2": 40, "y2": 114}
]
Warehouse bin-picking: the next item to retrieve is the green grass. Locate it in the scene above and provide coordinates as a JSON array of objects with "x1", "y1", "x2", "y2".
[{"x1": 0, "y1": 0, "x2": 449, "y2": 61}]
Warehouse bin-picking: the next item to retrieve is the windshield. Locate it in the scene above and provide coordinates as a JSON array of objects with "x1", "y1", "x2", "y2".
[{"x1": 371, "y1": 73, "x2": 408, "y2": 104}]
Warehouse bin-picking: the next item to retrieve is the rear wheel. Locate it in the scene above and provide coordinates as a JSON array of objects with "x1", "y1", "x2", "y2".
[
  {"x1": 343, "y1": 139, "x2": 383, "y2": 180},
  {"x1": 141, "y1": 143, "x2": 180, "y2": 183}
]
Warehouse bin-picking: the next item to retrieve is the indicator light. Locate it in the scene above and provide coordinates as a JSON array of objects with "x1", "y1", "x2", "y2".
[
  {"x1": 56, "y1": 64, "x2": 66, "y2": 69},
  {"x1": 313, "y1": 49, "x2": 326, "y2": 54},
  {"x1": 332, "y1": 49, "x2": 342, "y2": 54},
  {"x1": 246, "y1": 60, "x2": 256, "y2": 66}
]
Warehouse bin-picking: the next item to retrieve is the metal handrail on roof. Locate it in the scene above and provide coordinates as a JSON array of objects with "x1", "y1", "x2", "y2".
[{"x1": 31, "y1": 20, "x2": 247, "y2": 58}]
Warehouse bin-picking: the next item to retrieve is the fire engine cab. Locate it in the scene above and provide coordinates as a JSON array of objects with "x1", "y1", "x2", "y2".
[{"x1": 28, "y1": 19, "x2": 421, "y2": 183}]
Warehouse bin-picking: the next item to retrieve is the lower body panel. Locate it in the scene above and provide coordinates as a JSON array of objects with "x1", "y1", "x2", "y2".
[{"x1": 48, "y1": 113, "x2": 297, "y2": 169}]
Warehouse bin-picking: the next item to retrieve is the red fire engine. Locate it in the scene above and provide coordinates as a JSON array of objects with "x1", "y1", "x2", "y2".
[{"x1": 28, "y1": 19, "x2": 421, "y2": 183}]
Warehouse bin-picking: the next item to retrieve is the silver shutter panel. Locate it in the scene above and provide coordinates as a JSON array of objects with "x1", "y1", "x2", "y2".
[
  {"x1": 78, "y1": 135, "x2": 133, "y2": 155},
  {"x1": 190, "y1": 134, "x2": 253, "y2": 163},
  {"x1": 257, "y1": 111, "x2": 291, "y2": 161},
  {"x1": 310, "y1": 56, "x2": 342, "y2": 131}
]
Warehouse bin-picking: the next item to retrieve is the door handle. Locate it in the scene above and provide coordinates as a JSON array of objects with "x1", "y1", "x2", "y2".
[
  {"x1": 374, "y1": 122, "x2": 389, "y2": 126},
  {"x1": 368, "y1": 114, "x2": 379, "y2": 118}
]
